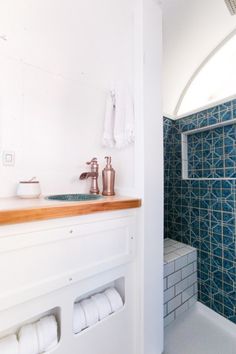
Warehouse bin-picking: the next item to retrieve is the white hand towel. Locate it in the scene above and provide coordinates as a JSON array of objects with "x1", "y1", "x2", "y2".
[
  {"x1": 102, "y1": 90, "x2": 116, "y2": 147},
  {"x1": 36, "y1": 315, "x2": 58, "y2": 353},
  {"x1": 0, "y1": 334, "x2": 19, "y2": 354},
  {"x1": 113, "y1": 84, "x2": 135, "y2": 149},
  {"x1": 73, "y1": 303, "x2": 87, "y2": 334},
  {"x1": 18, "y1": 323, "x2": 39, "y2": 354},
  {"x1": 104, "y1": 287, "x2": 123, "y2": 312}
]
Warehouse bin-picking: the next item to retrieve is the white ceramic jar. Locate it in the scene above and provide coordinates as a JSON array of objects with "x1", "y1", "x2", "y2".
[{"x1": 16, "y1": 180, "x2": 41, "y2": 199}]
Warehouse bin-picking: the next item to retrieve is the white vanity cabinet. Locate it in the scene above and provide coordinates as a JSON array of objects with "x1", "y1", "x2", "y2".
[{"x1": 0, "y1": 209, "x2": 139, "y2": 354}]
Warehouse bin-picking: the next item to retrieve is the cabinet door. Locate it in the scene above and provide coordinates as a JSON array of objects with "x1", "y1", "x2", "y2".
[{"x1": 0, "y1": 214, "x2": 136, "y2": 311}]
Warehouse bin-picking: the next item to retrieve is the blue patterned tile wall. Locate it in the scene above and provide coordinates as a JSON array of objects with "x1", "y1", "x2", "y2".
[
  {"x1": 163, "y1": 99, "x2": 236, "y2": 323},
  {"x1": 187, "y1": 124, "x2": 236, "y2": 179},
  {"x1": 164, "y1": 116, "x2": 176, "y2": 239}
]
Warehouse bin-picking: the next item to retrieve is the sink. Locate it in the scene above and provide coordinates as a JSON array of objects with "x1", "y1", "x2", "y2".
[{"x1": 46, "y1": 194, "x2": 103, "y2": 202}]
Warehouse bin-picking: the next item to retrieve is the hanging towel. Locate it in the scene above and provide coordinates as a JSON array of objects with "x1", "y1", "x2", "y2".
[
  {"x1": 102, "y1": 90, "x2": 116, "y2": 148},
  {"x1": 113, "y1": 84, "x2": 135, "y2": 149},
  {"x1": 36, "y1": 315, "x2": 58, "y2": 353},
  {"x1": 0, "y1": 334, "x2": 19, "y2": 354},
  {"x1": 102, "y1": 84, "x2": 135, "y2": 149}
]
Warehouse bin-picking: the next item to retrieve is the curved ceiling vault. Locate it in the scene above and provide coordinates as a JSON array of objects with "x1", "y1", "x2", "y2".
[{"x1": 163, "y1": 0, "x2": 236, "y2": 118}]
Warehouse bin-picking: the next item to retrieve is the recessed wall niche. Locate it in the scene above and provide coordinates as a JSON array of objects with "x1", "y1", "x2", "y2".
[{"x1": 182, "y1": 119, "x2": 236, "y2": 179}]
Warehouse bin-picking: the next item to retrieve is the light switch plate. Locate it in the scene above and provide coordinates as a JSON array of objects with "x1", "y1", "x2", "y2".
[{"x1": 2, "y1": 151, "x2": 15, "y2": 166}]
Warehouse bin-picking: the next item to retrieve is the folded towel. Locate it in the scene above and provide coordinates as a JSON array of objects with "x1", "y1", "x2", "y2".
[
  {"x1": 0, "y1": 334, "x2": 19, "y2": 354},
  {"x1": 36, "y1": 315, "x2": 58, "y2": 353},
  {"x1": 102, "y1": 90, "x2": 116, "y2": 147},
  {"x1": 102, "y1": 84, "x2": 135, "y2": 149},
  {"x1": 18, "y1": 323, "x2": 38, "y2": 354},
  {"x1": 73, "y1": 303, "x2": 87, "y2": 334}
]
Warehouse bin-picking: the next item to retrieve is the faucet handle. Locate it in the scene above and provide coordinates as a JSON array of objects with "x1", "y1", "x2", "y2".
[{"x1": 86, "y1": 158, "x2": 98, "y2": 166}]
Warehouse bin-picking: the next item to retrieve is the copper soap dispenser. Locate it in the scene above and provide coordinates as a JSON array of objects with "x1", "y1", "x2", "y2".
[{"x1": 102, "y1": 156, "x2": 115, "y2": 196}]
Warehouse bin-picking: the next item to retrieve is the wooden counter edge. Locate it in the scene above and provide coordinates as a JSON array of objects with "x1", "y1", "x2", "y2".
[{"x1": 0, "y1": 198, "x2": 142, "y2": 225}]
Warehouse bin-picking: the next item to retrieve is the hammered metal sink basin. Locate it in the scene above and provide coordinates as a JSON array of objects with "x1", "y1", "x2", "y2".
[{"x1": 46, "y1": 194, "x2": 103, "y2": 202}]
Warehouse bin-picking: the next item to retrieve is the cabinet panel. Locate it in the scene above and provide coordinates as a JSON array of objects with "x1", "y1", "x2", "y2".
[{"x1": 0, "y1": 214, "x2": 136, "y2": 311}]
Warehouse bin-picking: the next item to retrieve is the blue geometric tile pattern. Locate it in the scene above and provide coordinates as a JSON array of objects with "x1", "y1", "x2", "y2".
[
  {"x1": 163, "y1": 98, "x2": 236, "y2": 324},
  {"x1": 187, "y1": 124, "x2": 236, "y2": 179}
]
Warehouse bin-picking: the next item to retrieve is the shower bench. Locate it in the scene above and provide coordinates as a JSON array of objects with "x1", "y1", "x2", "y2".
[{"x1": 164, "y1": 238, "x2": 197, "y2": 327}]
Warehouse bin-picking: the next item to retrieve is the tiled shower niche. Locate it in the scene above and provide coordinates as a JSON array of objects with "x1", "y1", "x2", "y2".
[{"x1": 182, "y1": 119, "x2": 236, "y2": 179}]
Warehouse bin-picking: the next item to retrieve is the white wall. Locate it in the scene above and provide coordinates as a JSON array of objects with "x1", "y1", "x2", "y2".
[
  {"x1": 0, "y1": 2, "x2": 164, "y2": 353},
  {"x1": 163, "y1": 0, "x2": 236, "y2": 117},
  {"x1": 135, "y1": 0, "x2": 163, "y2": 353},
  {"x1": 0, "y1": 0, "x2": 135, "y2": 197}
]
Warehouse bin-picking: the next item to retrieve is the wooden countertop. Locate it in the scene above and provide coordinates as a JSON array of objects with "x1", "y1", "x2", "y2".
[{"x1": 0, "y1": 196, "x2": 142, "y2": 225}]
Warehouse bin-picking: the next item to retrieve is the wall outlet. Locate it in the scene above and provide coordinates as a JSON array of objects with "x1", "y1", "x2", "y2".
[{"x1": 2, "y1": 151, "x2": 15, "y2": 166}]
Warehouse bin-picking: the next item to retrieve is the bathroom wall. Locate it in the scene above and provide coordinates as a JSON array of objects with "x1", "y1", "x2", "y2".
[
  {"x1": 0, "y1": 0, "x2": 135, "y2": 197},
  {"x1": 164, "y1": 99, "x2": 236, "y2": 323}
]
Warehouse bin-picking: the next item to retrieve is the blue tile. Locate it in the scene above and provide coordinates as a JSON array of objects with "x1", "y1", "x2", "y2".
[
  {"x1": 224, "y1": 306, "x2": 234, "y2": 318},
  {"x1": 163, "y1": 100, "x2": 236, "y2": 323},
  {"x1": 212, "y1": 300, "x2": 223, "y2": 314}
]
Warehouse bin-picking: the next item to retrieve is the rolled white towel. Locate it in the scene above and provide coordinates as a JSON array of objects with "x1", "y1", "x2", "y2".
[
  {"x1": 73, "y1": 303, "x2": 87, "y2": 334},
  {"x1": 35, "y1": 315, "x2": 58, "y2": 353},
  {"x1": 18, "y1": 323, "x2": 39, "y2": 354},
  {"x1": 0, "y1": 334, "x2": 19, "y2": 354},
  {"x1": 44, "y1": 339, "x2": 58, "y2": 352},
  {"x1": 104, "y1": 288, "x2": 123, "y2": 312},
  {"x1": 80, "y1": 299, "x2": 99, "y2": 327},
  {"x1": 91, "y1": 293, "x2": 112, "y2": 320}
]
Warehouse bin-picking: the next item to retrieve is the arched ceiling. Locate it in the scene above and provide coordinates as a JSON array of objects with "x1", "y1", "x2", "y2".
[{"x1": 163, "y1": 0, "x2": 236, "y2": 118}]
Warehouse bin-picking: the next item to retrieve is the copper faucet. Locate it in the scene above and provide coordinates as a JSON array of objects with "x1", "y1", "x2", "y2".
[{"x1": 79, "y1": 158, "x2": 100, "y2": 195}]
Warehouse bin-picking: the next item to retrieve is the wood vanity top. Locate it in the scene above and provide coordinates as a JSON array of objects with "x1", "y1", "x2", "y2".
[{"x1": 0, "y1": 196, "x2": 141, "y2": 225}]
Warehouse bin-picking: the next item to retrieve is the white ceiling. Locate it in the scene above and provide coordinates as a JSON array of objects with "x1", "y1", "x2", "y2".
[{"x1": 163, "y1": 0, "x2": 236, "y2": 118}]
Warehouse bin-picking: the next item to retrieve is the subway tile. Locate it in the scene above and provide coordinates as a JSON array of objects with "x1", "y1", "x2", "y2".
[
  {"x1": 164, "y1": 304, "x2": 168, "y2": 317},
  {"x1": 164, "y1": 262, "x2": 175, "y2": 277},
  {"x1": 164, "y1": 277, "x2": 167, "y2": 291},
  {"x1": 182, "y1": 263, "x2": 194, "y2": 279},
  {"x1": 175, "y1": 277, "x2": 189, "y2": 295},
  {"x1": 164, "y1": 312, "x2": 175, "y2": 327},
  {"x1": 164, "y1": 252, "x2": 180, "y2": 263},
  {"x1": 164, "y1": 245, "x2": 177, "y2": 254},
  {"x1": 175, "y1": 301, "x2": 188, "y2": 318},
  {"x1": 164, "y1": 286, "x2": 175, "y2": 303},
  {"x1": 175, "y1": 247, "x2": 194, "y2": 256},
  {"x1": 188, "y1": 272, "x2": 197, "y2": 286},
  {"x1": 168, "y1": 294, "x2": 182, "y2": 313},
  {"x1": 167, "y1": 270, "x2": 182, "y2": 288},
  {"x1": 188, "y1": 251, "x2": 197, "y2": 263},
  {"x1": 175, "y1": 255, "x2": 188, "y2": 270},
  {"x1": 182, "y1": 285, "x2": 195, "y2": 303}
]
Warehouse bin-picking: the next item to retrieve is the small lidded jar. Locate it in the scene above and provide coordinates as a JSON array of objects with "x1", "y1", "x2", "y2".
[{"x1": 16, "y1": 177, "x2": 41, "y2": 199}]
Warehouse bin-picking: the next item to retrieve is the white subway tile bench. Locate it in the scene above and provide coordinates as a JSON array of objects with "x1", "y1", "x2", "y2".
[{"x1": 164, "y1": 238, "x2": 197, "y2": 327}]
